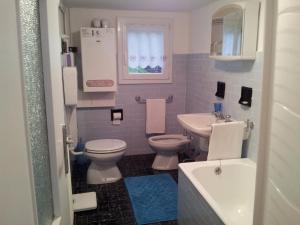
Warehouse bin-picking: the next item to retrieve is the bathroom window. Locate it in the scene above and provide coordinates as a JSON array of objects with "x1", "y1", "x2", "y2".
[{"x1": 118, "y1": 17, "x2": 173, "y2": 84}]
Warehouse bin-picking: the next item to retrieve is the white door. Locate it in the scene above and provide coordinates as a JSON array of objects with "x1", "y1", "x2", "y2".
[
  {"x1": 254, "y1": 0, "x2": 300, "y2": 224},
  {"x1": 40, "y1": 0, "x2": 73, "y2": 224}
]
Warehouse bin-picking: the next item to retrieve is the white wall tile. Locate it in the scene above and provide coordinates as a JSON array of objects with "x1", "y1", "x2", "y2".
[
  {"x1": 77, "y1": 54, "x2": 187, "y2": 155},
  {"x1": 186, "y1": 53, "x2": 264, "y2": 161},
  {"x1": 78, "y1": 52, "x2": 263, "y2": 159}
]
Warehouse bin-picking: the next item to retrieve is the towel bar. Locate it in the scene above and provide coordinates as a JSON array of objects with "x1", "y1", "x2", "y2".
[{"x1": 135, "y1": 95, "x2": 173, "y2": 104}]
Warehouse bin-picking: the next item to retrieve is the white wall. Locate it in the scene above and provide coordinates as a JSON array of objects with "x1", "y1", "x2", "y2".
[
  {"x1": 69, "y1": 8, "x2": 191, "y2": 54},
  {"x1": 66, "y1": 8, "x2": 190, "y2": 155},
  {"x1": 68, "y1": 1, "x2": 265, "y2": 54},
  {"x1": 0, "y1": 0, "x2": 37, "y2": 224},
  {"x1": 190, "y1": 0, "x2": 266, "y2": 53}
]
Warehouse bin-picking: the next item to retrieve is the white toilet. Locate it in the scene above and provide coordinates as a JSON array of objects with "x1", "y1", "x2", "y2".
[
  {"x1": 67, "y1": 106, "x2": 127, "y2": 185},
  {"x1": 63, "y1": 69, "x2": 127, "y2": 185},
  {"x1": 84, "y1": 139, "x2": 127, "y2": 184},
  {"x1": 148, "y1": 134, "x2": 190, "y2": 170},
  {"x1": 67, "y1": 103, "x2": 127, "y2": 184}
]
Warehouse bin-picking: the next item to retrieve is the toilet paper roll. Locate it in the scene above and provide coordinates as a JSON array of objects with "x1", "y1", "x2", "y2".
[
  {"x1": 112, "y1": 120, "x2": 121, "y2": 125},
  {"x1": 113, "y1": 112, "x2": 122, "y2": 120}
]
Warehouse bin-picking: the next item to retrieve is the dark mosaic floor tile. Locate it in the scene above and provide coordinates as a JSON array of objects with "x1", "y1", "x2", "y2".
[
  {"x1": 148, "y1": 221, "x2": 178, "y2": 225},
  {"x1": 72, "y1": 153, "x2": 187, "y2": 225}
]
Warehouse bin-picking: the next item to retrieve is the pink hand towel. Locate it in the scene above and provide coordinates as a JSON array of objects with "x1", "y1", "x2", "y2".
[{"x1": 146, "y1": 99, "x2": 166, "y2": 134}]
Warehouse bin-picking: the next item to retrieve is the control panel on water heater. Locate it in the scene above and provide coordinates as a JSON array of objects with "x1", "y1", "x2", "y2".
[{"x1": 80, "y1": 27, "x2": 117, "y2": 92}]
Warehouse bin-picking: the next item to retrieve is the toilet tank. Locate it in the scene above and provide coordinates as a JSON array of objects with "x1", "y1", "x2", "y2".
[{"x1": 80, "y1": 27, "x2": 117, "y2": 92}]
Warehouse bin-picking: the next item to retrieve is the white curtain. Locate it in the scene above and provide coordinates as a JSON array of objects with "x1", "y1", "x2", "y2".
[
  {"x1": 127, "y1": 26, "x2": 164, "y2": 74},
  {"x1": 222, "y1": 12, "x2": 242, "y2": 56}
]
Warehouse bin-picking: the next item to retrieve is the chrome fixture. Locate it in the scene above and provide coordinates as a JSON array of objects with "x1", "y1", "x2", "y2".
[
  {"x1": 213, "y1": 112, "x2": 231, "y2": 121},
  {"x1": 215, "y1": 160, "x2": 222, "y2": 175},
  {"x1": 224, "y1": 115, "x2": 232, "y2": 122},
  {"x1": 135, "y1": 95, "x2": 174, "y2": 104},
  {"x1": 215, "y1": 166, "x2": 222, "y2": 175},
  {"x1": 213, "y1": 111, "x2": 224, "y2": 120},
  {"x1": 246, "y1": 119, "x2": 254, "y2": 130}
]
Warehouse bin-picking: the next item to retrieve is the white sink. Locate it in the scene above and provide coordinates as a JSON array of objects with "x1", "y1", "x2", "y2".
[{"x1": 177, "y1": 113, "x2": 225, "y2": 137}]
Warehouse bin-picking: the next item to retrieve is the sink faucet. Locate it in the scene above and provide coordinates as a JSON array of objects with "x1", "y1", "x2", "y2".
[
  {"x1": 213, "y1": 112, "x2": 232, "y2": 122},
  {"x1": 213, "y1": 111, "x2": 225, "y2": 120}
]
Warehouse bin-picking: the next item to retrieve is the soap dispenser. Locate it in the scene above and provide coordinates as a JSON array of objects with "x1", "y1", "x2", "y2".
[
  {"x1": 215, "y1": 81, "x2": 226, "y2": 99},
  {"x1": 239, "y1": 86, "x2": 252, "y2": 107}
]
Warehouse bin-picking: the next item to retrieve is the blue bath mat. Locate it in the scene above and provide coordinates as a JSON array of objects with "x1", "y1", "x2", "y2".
[{"x1": 125, "y1": 174, "x2": 177, "y2": 225}]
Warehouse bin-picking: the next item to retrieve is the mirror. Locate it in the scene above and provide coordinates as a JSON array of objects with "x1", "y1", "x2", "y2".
[
  {"x1": 210, "y1": 2, "x2": 260, "y2": 60},
  {"x1": 211, "y1": 5, "x2": 243, "y2": 57}
]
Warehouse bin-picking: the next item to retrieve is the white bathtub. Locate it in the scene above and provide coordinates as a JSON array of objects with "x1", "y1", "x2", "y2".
[{"x1": 178, "y1": 159, "x2": 256, "y2": 225}]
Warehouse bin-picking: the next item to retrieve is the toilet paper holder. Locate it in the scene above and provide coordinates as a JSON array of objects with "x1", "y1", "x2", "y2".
[{"x1": 111, "y1": 109, "x2": 123, "y2": 121}]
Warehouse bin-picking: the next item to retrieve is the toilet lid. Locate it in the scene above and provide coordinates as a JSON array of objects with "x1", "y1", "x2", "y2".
[{"x1": 85, "y1": 139, "x2": 127, "y2": 153}]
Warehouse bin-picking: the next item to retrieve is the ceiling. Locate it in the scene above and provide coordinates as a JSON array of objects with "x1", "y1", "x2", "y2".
[{"x1": 63, "y1": 0, "x2": 218, "y2": 12}]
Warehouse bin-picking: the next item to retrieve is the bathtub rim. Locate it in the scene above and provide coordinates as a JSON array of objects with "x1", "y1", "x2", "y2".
[{"x1": 178, "y1": 158, "x2": 256, "y2": 225}]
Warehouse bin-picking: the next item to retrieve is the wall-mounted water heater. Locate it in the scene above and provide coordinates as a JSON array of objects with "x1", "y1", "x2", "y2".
[{"x1": 80, "y1": 27, "x2": 117, "y2": 92}]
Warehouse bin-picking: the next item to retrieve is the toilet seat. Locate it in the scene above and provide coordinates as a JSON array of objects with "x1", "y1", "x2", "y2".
[
  {"x1": 85, "y1": 139, "x2": 127, "y2": 154},
  {"x1": 148, "y1": 134, "x2": 190, "y2": 151}
]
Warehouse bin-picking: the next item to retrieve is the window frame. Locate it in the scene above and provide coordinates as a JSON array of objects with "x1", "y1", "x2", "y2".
[{"x1": 117, "y1": 17, "x2": 173, "y2": 84}]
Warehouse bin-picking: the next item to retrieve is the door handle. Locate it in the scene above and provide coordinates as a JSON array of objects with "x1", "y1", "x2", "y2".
[{"x1": 62, "y1": 125, "x2": 69, "y2": 174}]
